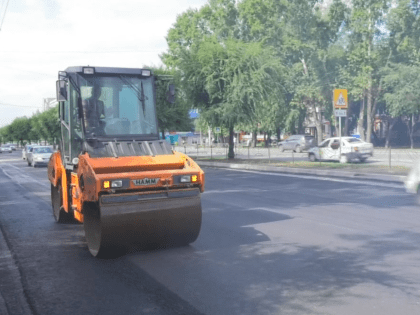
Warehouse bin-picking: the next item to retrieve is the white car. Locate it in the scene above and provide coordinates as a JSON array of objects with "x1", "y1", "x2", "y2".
[
  {"x1": 405, "y1": 162, "x2": 420, "y2": 201},
  {"x1": 308, "y1": 137, "x2": 373, "y2": 163}
]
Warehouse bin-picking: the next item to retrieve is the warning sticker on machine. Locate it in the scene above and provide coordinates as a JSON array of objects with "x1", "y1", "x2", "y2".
[{"x1": 132, "y1": 178, "x2": 160, "y2": 186}]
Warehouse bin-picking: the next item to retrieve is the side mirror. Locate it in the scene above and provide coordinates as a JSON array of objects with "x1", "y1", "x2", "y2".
[
  {"x1": 56, "y1": 80, "x2": 67, "y2": 101},
  {"x1": 167, "y1": 84, "x2": 175, "y2": 104}
]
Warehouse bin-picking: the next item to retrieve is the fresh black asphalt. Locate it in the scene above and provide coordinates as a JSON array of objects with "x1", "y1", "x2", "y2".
[{"x1": 1, "y1": 150, "x2": 420, "y2": 314}]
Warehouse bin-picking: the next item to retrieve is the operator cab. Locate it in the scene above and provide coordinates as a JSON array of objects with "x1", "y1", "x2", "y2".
[{"x1": 56, "y1": 66, "x2": 172, "y2": 169}]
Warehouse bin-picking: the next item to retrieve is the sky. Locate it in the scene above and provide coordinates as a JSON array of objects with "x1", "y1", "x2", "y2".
[{"x1": 0, "y1": 0, "x2": 208, "y2": 127}]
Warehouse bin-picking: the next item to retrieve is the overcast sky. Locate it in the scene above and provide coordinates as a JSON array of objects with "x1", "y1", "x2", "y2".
[{"x1": 0, "y1": 0, "x2": 208, "y2": 127}]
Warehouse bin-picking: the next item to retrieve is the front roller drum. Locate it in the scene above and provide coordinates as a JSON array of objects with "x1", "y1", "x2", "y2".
[{"x1": 83, "y1": 189, "x2": 202, "y2": 258}]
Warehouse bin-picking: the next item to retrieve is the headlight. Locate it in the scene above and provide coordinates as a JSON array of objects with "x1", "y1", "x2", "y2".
[
  {"x1": 103, "y1": 180, "x2": 123, "y2": 189},
  {"x1": 35, "y1": 156, "x2": 43, "y2": 161},
  {"x1": 180, "y1": 175, "x2": 191, "y2": 183},
  {"x1": 111, "y1": 180, "x2": 123, "y2": 188}
]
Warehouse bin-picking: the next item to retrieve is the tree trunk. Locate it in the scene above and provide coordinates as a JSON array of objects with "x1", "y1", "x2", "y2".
[
  {"x1": 312, "y1": 103, "x2": 323, "y2": 145},
  {"x1": 252, "y1": 129, "x2": 257, "y2": 148},
  {"x1": 410, "y1": 114, "x2": 415, "y2": 149},
  {"x1": 228, "y1": 126, "x2": 235, "y2": 159},
  {"x1": 315, "y1": 121, "x2": 323, "y2": 145},
  {"x1": 358, "y1": 96, "x2": 365, "y2": 141},
  {"x1": 366, "y1": 82, "x2": 373, "y2": 143},
  {"x1": 344, "y1": 104, "x2": 349, "y2": 136},
  {"x1": 385, "y1": 119, "x2": 397, "y2": 148},
  {"x1": 208, "y1": 127, "x2": 212, "y2": 146}
]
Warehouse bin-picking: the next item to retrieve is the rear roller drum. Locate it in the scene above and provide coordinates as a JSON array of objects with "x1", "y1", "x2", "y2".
[{"x1": 51, "y1": 183, "x2": 72, "y2": 223}]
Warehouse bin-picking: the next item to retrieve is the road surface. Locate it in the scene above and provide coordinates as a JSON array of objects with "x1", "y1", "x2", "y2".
[{"x1": 1, "y1": 150, "x2": 420, "y2": 314}]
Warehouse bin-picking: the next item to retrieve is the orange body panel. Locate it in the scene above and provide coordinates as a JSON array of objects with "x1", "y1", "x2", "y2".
[
  {"x1": 47, "y1": 151, "x2": 63, "y2": 187},
  {"x1": 48, "y1": 151, "x2": 69, "y2": 213},
  {"x1": 85, "y1": 153, "x2": 185, "y2": 174},
  {"x1": 70, "y1": 172, "x2": 83, "y2": 222},
  {"x1": 48, "y1": 149, "x2": 205, "y2": 223},
  {"x1": 77, "y1": 152, "x2": 205, "y2": 203}
]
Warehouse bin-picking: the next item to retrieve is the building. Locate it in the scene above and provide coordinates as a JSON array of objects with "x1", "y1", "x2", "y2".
[{"x1": 43, "y1": 98, "x2": 58, "y2": 112}]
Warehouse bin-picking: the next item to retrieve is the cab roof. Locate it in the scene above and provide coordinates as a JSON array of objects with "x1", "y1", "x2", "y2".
[{"x1": 63, "y1": 66, "x2": 152, "y2": 76}]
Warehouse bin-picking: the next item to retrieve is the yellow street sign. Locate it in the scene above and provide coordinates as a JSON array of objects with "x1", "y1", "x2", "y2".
[{"x1": 333, "y1": 89, "x2": 348, "y2": 109}]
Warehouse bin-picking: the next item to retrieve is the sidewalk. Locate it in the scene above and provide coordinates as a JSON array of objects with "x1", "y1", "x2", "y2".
[
  {"x1": 197, "y1": 159, "x2": 408, "y2": 184},
  {"x1": 0, "y1": 222, "x2": 32, "y2": 315}
]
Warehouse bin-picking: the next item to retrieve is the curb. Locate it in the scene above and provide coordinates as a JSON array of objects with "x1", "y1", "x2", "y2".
[{"x1": 197, "y1": 161, "x2": 406, "y2": 184}]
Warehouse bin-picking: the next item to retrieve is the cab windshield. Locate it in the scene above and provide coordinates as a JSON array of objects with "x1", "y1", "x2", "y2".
[
  {"x1": 33, "y1": 147, "x2": 53, "y2": 154},
  {"x1": 75, "y1": 74, "x2": 157, "y2": 138}
]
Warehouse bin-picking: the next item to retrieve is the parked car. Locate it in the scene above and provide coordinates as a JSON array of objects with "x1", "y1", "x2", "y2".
[
  {"x1": 278, "y1": 135, "x2": 315, "y2": 153},
  {"x1": 308, "y1": 137, "x2": 373, "y2": 163},
  {"x1": 26, "y1": 146, "x2": 53, "y2": 167},
  {"x1": 405, "y1": 162, "x2": 420, "y2": 191},
  {"x1": 0, "y1": 145, "x2": 12, "y2": 153},
  {"x1": 22, "y1": 144, "x2": 36, "y2": 160},
  {"x1": 405, "y1": 162, "x2": 420, "y2": 203}
]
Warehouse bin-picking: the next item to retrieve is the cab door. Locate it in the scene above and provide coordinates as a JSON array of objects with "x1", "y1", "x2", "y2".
[{"x1": 59, "y1": 83, "x2": 72, "y2": 167}]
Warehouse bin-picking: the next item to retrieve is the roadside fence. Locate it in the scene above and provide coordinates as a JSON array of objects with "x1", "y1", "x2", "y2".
[{"x1": 173, "y1": 144, "x2": 420, "y2": 169}]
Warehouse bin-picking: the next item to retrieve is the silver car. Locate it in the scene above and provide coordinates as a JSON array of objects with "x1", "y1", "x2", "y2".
[
  {"x1": 26, "y1": 146, "x2": 53, "y2": 167},
  {"x1": 0, "y1": 145, "x2": 12, "y2": 153},
  {"x1": 278, "y1": 135, "x2": 315, "y2": 153}
]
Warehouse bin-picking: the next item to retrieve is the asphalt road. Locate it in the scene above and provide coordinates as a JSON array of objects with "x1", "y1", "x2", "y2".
[{"x1": 1, "y1": 150, "x2": 420, "y2": 314}]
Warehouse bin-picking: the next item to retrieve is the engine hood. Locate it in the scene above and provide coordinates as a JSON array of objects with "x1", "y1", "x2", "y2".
[{"x1": 84, "y1": 153, "x2": 186, "y2": 174}]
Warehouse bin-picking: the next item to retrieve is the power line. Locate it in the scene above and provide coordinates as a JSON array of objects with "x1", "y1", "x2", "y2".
[
  {"x1": 0, "y1": 49, "x2": 162, "y2": 54},
  {"x1": 0, "y1": 102, "x2": 42, "y2": 109},
  {"x1": 0, "y1": 1, "x2": 5, "y2": 20},
  {"x1": 0, "y1": 0, "x2": 10, "y2": 31}
]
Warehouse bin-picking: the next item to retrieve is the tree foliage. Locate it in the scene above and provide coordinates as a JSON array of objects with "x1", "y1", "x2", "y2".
[
  {"x1": 0, "y1": 106, "x2": 60, "y2": 146},
  {"x1": 153, "y1": 67, "x2": 193, "y2": 136}
]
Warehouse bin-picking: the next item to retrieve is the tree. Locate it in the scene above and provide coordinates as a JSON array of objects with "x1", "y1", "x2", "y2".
[
  {"x1": 7, "y1": 117, "x2": 32, "y2": 146},
  {"x1": 178, "y1": 37, "x2": 284, "y2": 158},
  {"x1": 153, "y1": 67, "x2": 193, "y2": 137},
  {"x1": 239, "y1": 0, "x2": 348, "y2": 144},
  {"x1": 383, "y1": 64, "x2": 420, "y2": 148},
  {"x1": 343, "y1": 0, "x2": 393, "y2": 142}
]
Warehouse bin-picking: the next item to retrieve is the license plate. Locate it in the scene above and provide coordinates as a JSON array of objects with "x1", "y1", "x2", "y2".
[{"x1": 132, "y1": 178, "x2": 160, "y2": 186}]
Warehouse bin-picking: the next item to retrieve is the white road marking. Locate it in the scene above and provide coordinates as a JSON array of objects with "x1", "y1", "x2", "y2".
[
  {"x1": 0, "y1": 164, "x2": 50, "y2": 188},
  {"x1": 219, "y1": 168, "x2": 406, "y2": 189},
  {"x1": 0, "y1": 158, "x2": 23, "y2": 163},
  {"x1": 31, "y1": 192, "x2": 51, "y2": 197},
  {"x1": 204, "y1": 188, "x2": 269, "y2": 194},
  {"x1": 0, "y1": 201, "x2": 26, "y2": 206}
]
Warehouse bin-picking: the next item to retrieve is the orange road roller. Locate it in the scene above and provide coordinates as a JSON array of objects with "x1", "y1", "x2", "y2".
[{"x1": 48, "y1": 66, "x2": 204, "y2": 257}]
